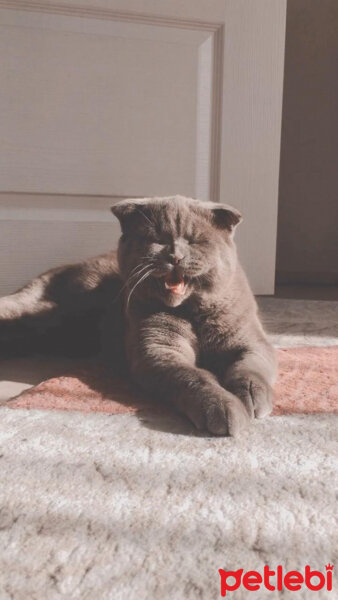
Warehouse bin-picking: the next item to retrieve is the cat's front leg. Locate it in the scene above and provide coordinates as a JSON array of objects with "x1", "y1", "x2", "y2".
[
  {"x1": 134, "y1": 359, "x2": 250, "y2": 436},
  {"x1": 221, "y1": 345, "x2": 277, "y2": 419},
  {"x1": 128, "y1": 314, "x2": 250, "y2": 436}
]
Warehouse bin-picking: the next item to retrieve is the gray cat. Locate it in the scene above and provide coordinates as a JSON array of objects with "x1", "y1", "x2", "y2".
[{"x1": 0, "y1": 196, "x2": 277, "y2": 435}]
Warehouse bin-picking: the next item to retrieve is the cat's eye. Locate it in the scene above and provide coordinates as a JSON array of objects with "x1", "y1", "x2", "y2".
[
  {"x1": 188, "y1": 237, "x2": 208, "y2": 246},
  {"x1": 149, "y1": 233, "x2": 172, "y2": 245},
  {"x1": 145, "y1": 234, "x2": 160, "y2": 244}
]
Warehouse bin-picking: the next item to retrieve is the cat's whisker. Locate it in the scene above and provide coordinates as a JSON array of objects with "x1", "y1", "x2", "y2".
[
  {"x1": 128, "y1": 263, "x2": 152, "y2": 280},
  {"x1": 113, "y1": 262, "x2": 154, "y2": 301},
  {"x1": 129, "y1": 258, "x2": 152, "y2": 275},
  {"x1": 126, "y1": 268, "x2": 155, "y2": 311}
]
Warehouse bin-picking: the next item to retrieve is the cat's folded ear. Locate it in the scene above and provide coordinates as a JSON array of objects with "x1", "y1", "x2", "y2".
[
  {"x1": 111, "y1": 199, "x2": 140, "y2": 220},
  {"x1": 211, "y1": 204, "x2": 242, "y2": 233},
  {"x1": 111, "y1": 198, "x2": 149, "y2": 228},
  {"x1": 197, "y1": 201, "x2": 242, "y2": 234}
]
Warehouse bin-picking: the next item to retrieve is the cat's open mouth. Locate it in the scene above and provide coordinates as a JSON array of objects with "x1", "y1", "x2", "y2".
[{"x1": 164, "y1": 272, "x2": 186, "y2": 296}]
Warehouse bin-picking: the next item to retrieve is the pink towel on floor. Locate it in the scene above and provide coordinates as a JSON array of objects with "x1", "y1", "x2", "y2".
[{"x1": 4, "y1": 346, "x2": 338, "y2": 416}]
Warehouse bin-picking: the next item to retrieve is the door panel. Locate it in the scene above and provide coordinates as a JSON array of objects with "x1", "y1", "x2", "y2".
[
  {"x1": 0, "y1": 8, "x2": 219, "y2": 199},
  {"x1": 0, "y1": 0, "x2": 286, "y2": 295}
]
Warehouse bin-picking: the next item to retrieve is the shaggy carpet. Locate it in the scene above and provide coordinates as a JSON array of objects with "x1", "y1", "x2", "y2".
[
  {"x1": 0, "y1": 408, "x2": 337, "y2": 600},
  {"x1": 0, "y1": 299, "x2": 337, "y2": 599},
  {"x1": 4, "y1": 346, "x2": 338, "y2": 417}
]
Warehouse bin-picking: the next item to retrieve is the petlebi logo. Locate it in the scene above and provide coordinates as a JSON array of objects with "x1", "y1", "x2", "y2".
[{"x1": 218, "y1": 564, "x2": 334, "y2": 596}]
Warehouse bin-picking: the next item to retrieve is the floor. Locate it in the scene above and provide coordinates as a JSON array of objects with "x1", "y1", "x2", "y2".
[
  {"x1": 257, "y1": 297, "x2": 338, "y2": 348},
  {"x1": 0, "y1": 297, "x2": 337, "y2": 599}
]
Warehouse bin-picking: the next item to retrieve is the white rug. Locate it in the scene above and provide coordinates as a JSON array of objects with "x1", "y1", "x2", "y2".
[{"x1": 0, "y1": 407, "x2": 337, "y2": 600}]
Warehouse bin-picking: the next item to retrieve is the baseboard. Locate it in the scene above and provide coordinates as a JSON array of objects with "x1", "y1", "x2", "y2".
[{"x1": 276, "y1": 270, "x2": 338, "y2": 286}]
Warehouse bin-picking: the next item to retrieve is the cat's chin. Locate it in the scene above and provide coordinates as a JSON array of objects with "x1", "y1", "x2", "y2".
[{"x1": 161, "y1": 291, "x2": 188, "y2": 307}]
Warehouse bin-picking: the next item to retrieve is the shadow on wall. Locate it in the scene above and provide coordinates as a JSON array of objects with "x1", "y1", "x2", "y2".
[{"x1": 276, "y1": 0, "x2": 338, "y2": 285}]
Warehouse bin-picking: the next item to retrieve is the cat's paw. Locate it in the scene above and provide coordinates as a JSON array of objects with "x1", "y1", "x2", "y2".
[
  {"x1": 186, "y1": 390, "x2": 250, "y2": 437},
  {"x1": 225, "y1": 373, "x2": 273, "y2": 419}
]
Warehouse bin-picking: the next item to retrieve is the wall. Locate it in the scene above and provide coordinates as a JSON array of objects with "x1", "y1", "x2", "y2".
[{"x1": 276, "y1": 0, "x2": 338, "y2": 284}]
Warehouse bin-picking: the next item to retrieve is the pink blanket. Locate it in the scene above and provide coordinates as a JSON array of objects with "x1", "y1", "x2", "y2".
[{"x1": 5, "y1": 346, "x2": 338, "y2": 416}]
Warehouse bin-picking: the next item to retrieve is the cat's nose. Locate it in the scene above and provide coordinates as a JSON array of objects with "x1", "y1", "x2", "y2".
[{"x1": 169, "y1": 253, "x2": 184, "y2": 265}]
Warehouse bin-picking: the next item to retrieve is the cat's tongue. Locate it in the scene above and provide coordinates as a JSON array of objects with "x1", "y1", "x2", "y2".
[{"x1": 164, "y1": 274, "x2": 185, "y2": 295}]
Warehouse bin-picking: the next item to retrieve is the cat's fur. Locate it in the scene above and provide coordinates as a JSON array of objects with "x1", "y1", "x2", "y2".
[{"x1": 0, "y1": 195, "x2": 277, "y2": 436}]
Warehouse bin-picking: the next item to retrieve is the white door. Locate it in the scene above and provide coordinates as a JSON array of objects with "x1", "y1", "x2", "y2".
[{"x1": 0, "y1": 0, "x2": 286, "y2": 295}]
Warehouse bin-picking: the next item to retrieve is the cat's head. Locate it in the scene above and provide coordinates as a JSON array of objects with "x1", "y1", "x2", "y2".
[{"x1": 111, "y1": 195, "x2": 242, "y2": 308}]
